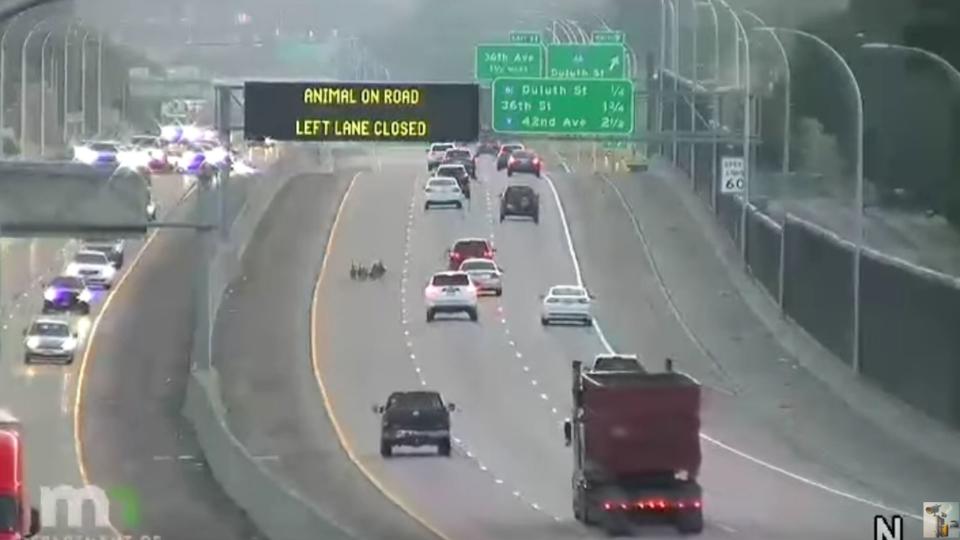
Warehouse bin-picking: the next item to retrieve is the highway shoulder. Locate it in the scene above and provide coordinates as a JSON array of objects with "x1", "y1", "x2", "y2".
[
  {"x1": 213, "y1": 165, "x2": 441, "y2": 540},
  {"x1": 80, "y1": 195, "x2": 264, "y2": 539}
]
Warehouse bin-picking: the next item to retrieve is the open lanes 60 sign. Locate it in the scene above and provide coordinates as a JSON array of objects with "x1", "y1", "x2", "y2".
[{"x1": 243, "y1": 82, "x2": 480, "y2": 142}]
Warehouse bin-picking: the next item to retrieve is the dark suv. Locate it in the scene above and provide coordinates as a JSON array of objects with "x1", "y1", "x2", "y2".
[
  {"x1": 447, "y1": 238, "x2": 495, "y2": 270},
  {"x1": 500, "y1": 185, "x2": 540, "y2": 223},
  {"x1": 442, "y1": 148, "x2": 476, "y2": 178},
  {"x1": 374, "y1": 391, "x2": 455, "y2": 457}
]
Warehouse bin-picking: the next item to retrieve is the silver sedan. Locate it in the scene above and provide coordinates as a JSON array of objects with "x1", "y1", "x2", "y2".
[{"x1": 459, "y1": 258, "x2": 503, "y2": 296}]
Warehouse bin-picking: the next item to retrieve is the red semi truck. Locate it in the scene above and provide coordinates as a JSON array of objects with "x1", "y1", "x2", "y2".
[{"x1": 564, "y1": 358, "x2": 704, "y2": 535}]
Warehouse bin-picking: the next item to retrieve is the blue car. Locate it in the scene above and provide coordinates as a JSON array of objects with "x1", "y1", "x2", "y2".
[{"x1": 42, "y1": 276, "x2": 92, "y2": 315}]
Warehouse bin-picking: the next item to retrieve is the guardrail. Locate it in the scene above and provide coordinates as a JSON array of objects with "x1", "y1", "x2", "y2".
[{"x1": 181, "y1": 142, "x2": 354, "y2": 540}]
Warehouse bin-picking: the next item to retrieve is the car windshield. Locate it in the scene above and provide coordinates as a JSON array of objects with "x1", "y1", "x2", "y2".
[
  {"x1": 445, "y1": 149, "x2": 470, "y2": 159},
  {"x1": 502, "y1": 144, "x2": 523, "y2": 152},
  {"x1": 461, "y1": 260, "x2": 495, "y2": 271},
  {"x1": 431, "y1": 144, "x2": 454, "y2": 152},
  {"x1": 0, "y1": 495, "x2": 16, "y2": 532},
  {"x1": 428, "y1": 178, "x2": 456, "y2": 188},
  {"x1": 512, "y1": 151, "x2": 534, "y2": 159},
  {"x1": 454, "y1": 240, "x2": 488, "y2": 255},
  {"x1": 506, "y1": 186, "x2": 534, "y2": 197},
  {"x1": 50, "y1": 276, "x2": 83, "y2": 289},
  {"x1": 90, "y1": 143, "x2": 117, "y2": 152},
  {"x1": 30, "y1": 322, "x2": 71, "y2": 337},
  {"x1": 436, "y1": 166, "x2": 465, "y2": 176},
  {"x1": 551, "y1": 287, "x2": 586, "y2": 297},
  {"x1": 432, "y1": 274, "x2": 470, "y2": 286},
  {"x1": 593, "y1": 357, "x2": 642, "y2": 371},
  {"x1": 388, "y1": 392, "x2": 443, "y2": 410},
  {"x1": 74, "y1": 253, "x2": 107, "y2": 264}
]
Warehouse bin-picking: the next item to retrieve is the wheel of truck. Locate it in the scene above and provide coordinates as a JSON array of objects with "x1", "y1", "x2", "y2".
[
  {"x1": 426, "y1": 309, "x2": 435, "y2": 322},
  {"x1": 532, "y1": 212, "x2": 539, "y2": 224},
  {"x1": 437, "y1": 437, "x2": 451, "y2": 457},
  {"x1": 468, "y1": 308, "x2": 479, "y2": 322},
  {"x1": 676, "y1": 508, "x2": 704, "y2": 534},
  {"x1": 380, "y1": 440, "x2": 393, "y2": 457}
]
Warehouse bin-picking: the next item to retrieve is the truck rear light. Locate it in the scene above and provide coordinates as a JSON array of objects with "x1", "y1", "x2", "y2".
[
  {"x1": 483, "y1": 250, "x2": 493, "y2": 258},
  {"x1": 603, "y1": 502, "x2": 613, "y2": 511}
]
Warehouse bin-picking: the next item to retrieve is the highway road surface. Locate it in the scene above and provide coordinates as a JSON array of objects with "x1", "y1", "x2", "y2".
[
  {"x1": 294, "y1": 147, "x2": 950, "y2": 539},
  {"x1": 79, "y1": 165, "x2": 265, "y2": 539},
  {"x1": 201, "y1": 146, "x2": 959, "y2": 540},
  {"x1": 0, "y1": 169, "x2": 186, "y2": 537}
]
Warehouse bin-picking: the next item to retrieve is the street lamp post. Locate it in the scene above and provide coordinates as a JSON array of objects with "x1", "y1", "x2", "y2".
[
  {"x1": 96, "y1": 31, "x2": 102, "y2": 136},
  {"x1": 21, "y1": 19, "x2": 50, "y2": 157},
  {"x1": 688, "y1": 0, "x2": 699, "y2": 183},
  {"x1": 862, "y1": 42, "x2": 960, "y2": 85},
  {"x1": 670, "y1": 0, "x2": 679, "y2": 162},
  {"x1": 39, "y1": 30, "x2": 52, "y2": 157},
  {"x1": 696, "y1": 0, "x2": 720, "y2": 208},
  {"x1": 658, "y1": 0, "x2": 667, "y2": 154},
  {"x1": 80, "y1": 30, "x2": 91, "y2": 137},
  {"x1": 762, "y1": 27, "x2": 864, "y2": 372},
  {"x1": 714, "y1": 0, "x2": 751, "y2": 259},
  {"x1": 63, "y1": 22, "x2": 76, "y2": 146},
  {"x1": 742, "y1": 10, "x2": 791, "y2": 173},
  {"x1": 0, "y1": 12, "x2": 26, "y2": 157}
]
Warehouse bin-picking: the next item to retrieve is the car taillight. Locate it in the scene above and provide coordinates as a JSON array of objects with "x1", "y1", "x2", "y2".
[
  {"x1": 451, "y1": 252, "x2": 462, "y2": 259},
  {"x1": 483, "y1": 250, "x2": 493, "y2": 258},
  {"x1": 508, "y1": 156, "x2": 516, "y2": 165},
  {"x1": 532, "y1": 158, "x2": 540, "y2": 165}
]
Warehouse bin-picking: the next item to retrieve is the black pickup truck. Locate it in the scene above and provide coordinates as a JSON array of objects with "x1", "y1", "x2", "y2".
[{"x1": 374, "y1": 391, "x2": 455, "y2": 457}]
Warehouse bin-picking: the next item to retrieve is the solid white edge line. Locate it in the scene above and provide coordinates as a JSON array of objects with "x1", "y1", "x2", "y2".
[
  {"x1": 542, "y1": 169, "x2": 922, "y2": 522},
  {"x1": 541, "y1": 173, "x2": 615, "y2": 354}
]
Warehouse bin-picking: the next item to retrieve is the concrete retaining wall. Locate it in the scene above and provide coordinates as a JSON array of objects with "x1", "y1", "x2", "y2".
[{"x1": 181, "y1": 143, "x2": 354, "y2": 540}]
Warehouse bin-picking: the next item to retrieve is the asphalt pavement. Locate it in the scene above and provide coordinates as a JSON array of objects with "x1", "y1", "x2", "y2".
[
  {"x1": 0, "y1": 170, "x2": 185, "y2": 537},
  {"x1": 79, "y1": 171, "x2": 265, "y2": 538},
  {"x1": 214, "y1": 158, "x2": 443, "y2": 540},
  {"x1": 304, "y1": 149, "x2": 941, "y2": 540}
]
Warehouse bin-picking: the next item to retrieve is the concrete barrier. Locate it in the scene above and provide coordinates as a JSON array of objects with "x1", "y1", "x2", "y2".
[{"x1": 182, "y1": 142, "x2": 354, "y2": 540}]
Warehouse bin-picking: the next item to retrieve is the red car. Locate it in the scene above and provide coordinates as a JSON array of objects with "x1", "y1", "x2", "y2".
[
  {"x1": 507, "y1": 150, "x2": 542, "y2": 178},
  {"x1": 447, "y1": 238, "x2": 495, "y2": 270},
  {"x1": 131, "y1": 135, "x2": 172, "y2": 172}
]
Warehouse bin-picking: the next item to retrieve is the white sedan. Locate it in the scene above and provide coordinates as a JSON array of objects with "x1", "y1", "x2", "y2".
[
  {"x1": 540, "y1": 285, "x2": 593, "y2": 326},
  {"x1": 459, "y1": 258, "x2": 503, "y2": 296},
  {"x1": 424, "y1": 177, "x2": 465, "y2": 210}
]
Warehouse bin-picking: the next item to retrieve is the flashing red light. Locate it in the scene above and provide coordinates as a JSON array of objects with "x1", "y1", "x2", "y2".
[
  {"x1": 658, "y1": 500, "x2": 667, "y2": 509},
  {"x1": 603, "y1": 502, "x2": 613, "y2": 511},
  {"x1": 532, "y1": 158, "x2": 540, "y2": 165},
  {"x1": 677, "y1": 502, "x2": 685, "y2": 509},
  {"x1": 693, "y1": 500, "x2": 701, "y2": 508}
]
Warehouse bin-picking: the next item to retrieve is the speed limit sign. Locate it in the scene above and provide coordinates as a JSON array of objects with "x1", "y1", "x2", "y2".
[{"x1": 721, "y1": 157, "x2": 745, "y2": 194}]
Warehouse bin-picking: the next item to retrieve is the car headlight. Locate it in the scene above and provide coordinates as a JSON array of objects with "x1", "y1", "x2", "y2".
[
  {"x1": 43, "y1": 288, "x2": 58, "y2": 301},
  {"x1": 103, "y1": 266, "x2": 116, "y2": 277},
  {"x1": 62, "y1": 338, "x2": 78, "y2": 351},
  {"x1": 78, "y1": 289, "x2": 93, "y2": 303},
  {"x1": 25, "y1": 337, "x2": 40, "y2": 349},
  {"x1": 65, "y1": 264, "x2": 80, "y2": 276}
]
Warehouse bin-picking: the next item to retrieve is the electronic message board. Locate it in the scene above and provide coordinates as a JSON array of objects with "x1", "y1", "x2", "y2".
[{"x1": 243, "y1": 82, "x2": 480, "y2": 142}]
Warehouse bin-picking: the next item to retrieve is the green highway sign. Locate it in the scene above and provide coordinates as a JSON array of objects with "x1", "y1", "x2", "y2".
[
  {"x1": 475, "y1": 44, "x2": 544, "y2": 82},
  {"x1": 509, "y1": 31, "x2": 542, "y2": 44},
  {"x1": 592, "y1": 30, "x2": 624, "y2": 43},
  {"x1": 546, "y1": 44, "x2": 627, "y2": 79},
  {"x1": 491, "y1": 78, "x2": 634, "y2": 135}
]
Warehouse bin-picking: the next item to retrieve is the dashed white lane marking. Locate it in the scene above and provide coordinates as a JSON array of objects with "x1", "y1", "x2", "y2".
[
  {"x1": 400, "y1": 174, "x2": 562, "y2": 522},
  {"x1": 543, "y1": 167, "x2": 922, "y2": 521}
]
